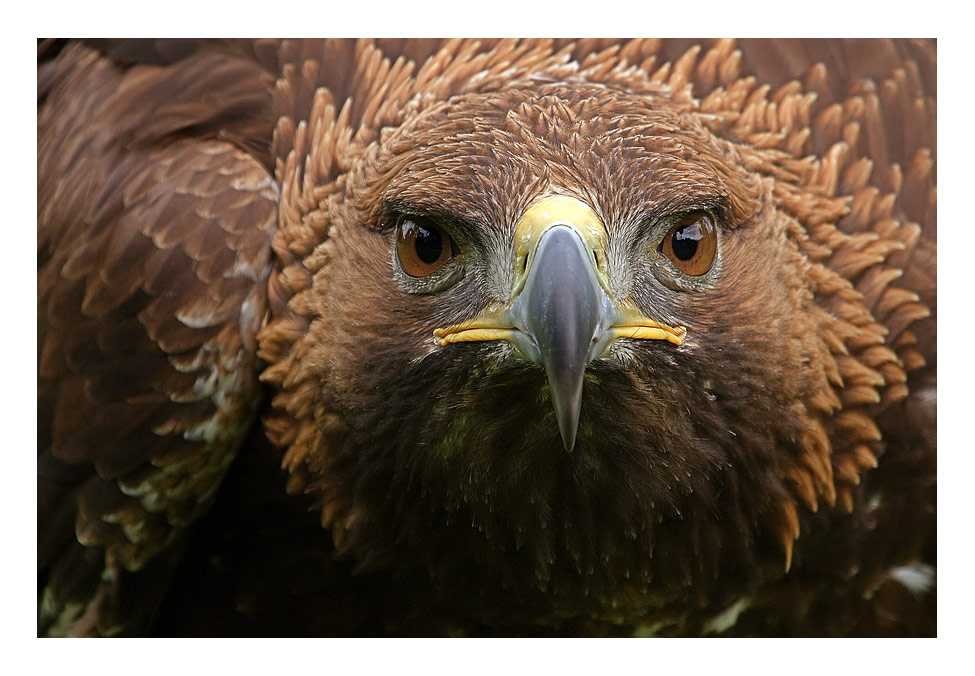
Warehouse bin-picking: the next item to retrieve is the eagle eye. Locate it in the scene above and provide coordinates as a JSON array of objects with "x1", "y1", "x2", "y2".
[
  {"x1": 395, "y1": 215, "x2": 458, "y2": 278},
  {"x1": 659, "y1": 211, "x2": 718, "y2": 276}
]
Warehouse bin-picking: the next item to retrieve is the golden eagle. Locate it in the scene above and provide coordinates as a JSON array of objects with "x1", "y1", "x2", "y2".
[{"x1": 38, "y1": 38, "x2": 936, "y2": 636}]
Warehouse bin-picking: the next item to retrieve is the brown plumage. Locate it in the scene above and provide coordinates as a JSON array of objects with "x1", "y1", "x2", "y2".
[{"x1": 37, "y1": 38, "x2": 936, "y2": 637}]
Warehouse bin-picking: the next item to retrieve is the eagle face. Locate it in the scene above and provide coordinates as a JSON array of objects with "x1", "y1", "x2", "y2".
[{"x1": 285, "y1": 82, "x2": 825, "y2": 624}]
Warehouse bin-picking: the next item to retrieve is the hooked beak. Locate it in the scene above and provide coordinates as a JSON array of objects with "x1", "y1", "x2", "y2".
[{"x1": 433, "y1": 196, "x2": 685, "y2": 451}]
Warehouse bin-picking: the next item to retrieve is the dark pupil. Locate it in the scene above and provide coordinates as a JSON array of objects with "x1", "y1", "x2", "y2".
[
  {"x1": 672, "y1": 223, "x2": 702, "y2": 260},
  {"x1": 412, "y1": 223, "x2": 444, "y2": 264}
]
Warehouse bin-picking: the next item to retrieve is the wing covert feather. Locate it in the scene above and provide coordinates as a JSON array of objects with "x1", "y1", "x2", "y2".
[{"x1": 38, "y1": 43, "x2": 278, "y2": 636}]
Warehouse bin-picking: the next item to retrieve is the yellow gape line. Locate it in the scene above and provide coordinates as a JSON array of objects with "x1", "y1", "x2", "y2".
[
  {"x1": 433, "y1": 327, "x2": 517, "y2": 346},
  {"x1": 606, "y1": 323, "x2": 686, "y2": 346}
]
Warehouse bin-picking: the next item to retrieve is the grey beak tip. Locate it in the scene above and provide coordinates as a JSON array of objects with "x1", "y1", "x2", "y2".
[
  {"x1": 560, "y1": 427, "x2": 578, "y2": 453},
  {"x1": 548, "y1": 376, "x2": 584, "y2": 453}
]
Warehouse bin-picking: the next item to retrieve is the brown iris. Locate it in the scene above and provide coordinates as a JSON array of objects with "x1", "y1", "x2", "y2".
[
  {"x1": 659, "y1": 211, "x2": 718, "y2": 276},
  {"x1": 396, "y1": 216, "x2": 458, "y2": 277}
]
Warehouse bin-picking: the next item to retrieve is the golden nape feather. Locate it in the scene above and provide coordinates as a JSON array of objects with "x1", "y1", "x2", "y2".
[{"x1": 38, "y1": 38, "x2": 935, "y2": 637}]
